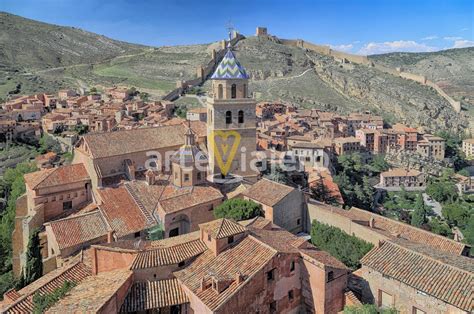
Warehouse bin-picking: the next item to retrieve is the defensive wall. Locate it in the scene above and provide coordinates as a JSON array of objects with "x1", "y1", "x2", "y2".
[
  {"x1": 163, "y1": 28, "x2": 461, "y2": 113},
  {"x1": 276, "y1": 35, "x2": 461, "y2": 113}
]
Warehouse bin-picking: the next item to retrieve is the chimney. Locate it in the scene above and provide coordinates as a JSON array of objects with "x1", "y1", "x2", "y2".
[
  {"x1": 145, "y1": 170, "x2": 156, "y2": 186},
  {"x1": 454, "y1": 232, "x2": 460, "y2": 242},
  {"x1": 200, "y1": 277, "x2": 207, "y2": 291},
  {"x1": 369, "y1": 217, "x2": 375, "y2": 228},
  {"x1": 235, "y1": 272, "x2": 244, "y2": 284},
  {"x1": 107, "y1": 230, "x2": 115, "y2": 243},
  {"x1": 91, "y1": 247, "x2": 98, "y2": 275}
]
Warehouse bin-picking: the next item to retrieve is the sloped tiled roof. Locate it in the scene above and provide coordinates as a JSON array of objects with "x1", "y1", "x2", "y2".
[
  {"x1": 81, "y1": 125, "x2": 188, "y2": 159},
  {"x1": 48, "y1": 269, "x2": 133, "y2": 313},
  {"x1": 242, "y1": 178, "x2": 295, "y2": 207},
  {"x1": 159, "y1": 186, "x2": 223, "y2": 214},
  {"x1": 24, "y1": 163, "x2": 89, "y2": 189},
  {"x1": 174, "y1": 236, "x2": 277, "y2": 311},
  {"x1": 47, "y1": 210, "x2": 110, "y2": 250},
  {"x1": 4, "y1": 262, "x2": 91, "y2": 313},
  {"x1": 211, "y1": 49, "x2": 249, "y2": 80},
  {"x1": 97, "y1": 185, "x2": 156, "y2": 238},
  {"x1": 199, "y1": 218, "x2": 246, "y2": 239},
  {"x1": 361, "y1": 240, "x2": 473, "y2": 312},
  {"x1": 120, "y1": 279, "x2": 189, "y2": 312},
  {"x1": 308, "y1": 201, "x2": 467, "y2": 255},
  {"x1": 131, "y1": 239, "x2": 207, "y2": 269}
]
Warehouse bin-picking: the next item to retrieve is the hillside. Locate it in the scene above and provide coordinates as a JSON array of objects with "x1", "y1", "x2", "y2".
[
  {"x1": 370, "y1": 48, "x2": 474, "y2": 104},
  {"x1": 0, "y1": 12, "x2": 470, "y2": 132}
]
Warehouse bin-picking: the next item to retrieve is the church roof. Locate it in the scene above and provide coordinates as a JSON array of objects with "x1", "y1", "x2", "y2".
[{"x1": 211, "y1": 49, "x2": 249, "y2": 80}]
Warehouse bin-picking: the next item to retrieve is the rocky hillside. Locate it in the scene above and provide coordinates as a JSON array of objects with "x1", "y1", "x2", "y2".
[
  {"x1": 0, "y1": 12, "x2": 470, "y2": 132},
  {"x1": 370, "y1": 48, "x2": 474, "y2": 104}
]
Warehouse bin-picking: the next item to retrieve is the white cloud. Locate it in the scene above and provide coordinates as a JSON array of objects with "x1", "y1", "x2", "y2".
[
  {"x1": 452, "y1": 40, "x2": 474, "y2": 48},
  {"x1": 421, "y1": 35, "x2": 438, "y2": 40},
  {"x1": 460, "y1": 28, "x2": 469, "y2": 32},
  {"x1": 358, "y1": 40, "x2": 437, "y2": 55},
  {"x1": 352, "y1": 40, "x2": 361, "y2": 44},
  {"x1": 443, "y1": 36, "x2": 463, "y2": 41},
  {"x1": 329, "y1": 44, "x2": 354, "y2": 52}
]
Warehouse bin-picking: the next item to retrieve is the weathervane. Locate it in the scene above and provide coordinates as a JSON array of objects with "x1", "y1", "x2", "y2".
[{"x1": 225, "y1": 20, "x2": 234, "y2": 42}]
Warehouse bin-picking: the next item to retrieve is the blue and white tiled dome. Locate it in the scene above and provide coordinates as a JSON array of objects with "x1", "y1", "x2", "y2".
[{"x1": 211, "y1": 49, "x2": 249, "y2": 80}]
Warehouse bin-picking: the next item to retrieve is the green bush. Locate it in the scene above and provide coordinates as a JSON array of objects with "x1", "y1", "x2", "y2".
[
  {"x1": 214, "y1": 199, "x2": 262, "y2": 221},
  {"x1": 310, "y1": 220, "x2": 373, "y2": 270},
  {"x1": 32, "y1": 280, "x2": 76, "y2": 313},
  {"x1": 344, "y1": 304, "x2": 397, "y2": 314}
]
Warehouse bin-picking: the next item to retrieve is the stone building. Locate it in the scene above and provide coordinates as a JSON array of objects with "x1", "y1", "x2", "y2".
[
  {"x1": 378, "y1": 168, "x2": 426, "y2": 191},
  {"x1": 290, "y1": 142, "x2": 328, "y2": 169},
  {"x1": 356, "y1": 239, "x2": 473, "y2": 314},
  {"x1": 207, "y1": 45, "x2": 258, "y2": 179},
  {"x1": 417, "y1": 134, "x2": 445, "y2": 160},
  {"x1": 2, "y1": 218, "x2": 350, "y2": 313},
  {"x1": 242, "y1": 178, "x2": 306, "y2": 234},
  {"x1": 462, "y1": 138, "x2": 474, "y2": 159},
  {"x1": 334, "y1": 137, "x2": 361, "y2": 155}
]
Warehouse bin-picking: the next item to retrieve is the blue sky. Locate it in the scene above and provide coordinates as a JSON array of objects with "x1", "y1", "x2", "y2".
[{"x1": 2, "y1": 0, "x2": 473, "y2": 54}]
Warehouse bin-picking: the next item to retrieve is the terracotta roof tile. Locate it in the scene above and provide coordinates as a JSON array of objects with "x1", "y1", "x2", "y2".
[
  {"x1": 199, "y1": 218, "x2": 246, "y2": 239},
  {"x1": 308, "y1": 201, "x2": 467, "y2": 255},
  {"x1": 48, "y1": 269, "x2": 133, "y2": 313},
  {"x1": 381, "y1": 168, "x2": 421, "y2": 177},
  {"x1": 242, "y1": 178, "x2": 294, "y2": 207},
  {"x1": 159, "y1": 186, "x2": 223, "y2": 214},
  {"x1": 131, "y1": 239, "x2": 207, "y2": 269},
  {"x1": 47, "y1": 210, "x2": 110, "y2": 250},
  {"x1": 120, "y1": 279, "x2": 189, "y2": 312},
  {"x1": 98, "y1": 185, "x2": 156, "y2": 238},
  {"x1": 24, "y1": 164, "x2": 89, "y2": 189},
  {"x1": 4, "y1": 262, "x2": 91, "y2": 313},
  {"x1": 174, "y1": 236, "x2": 277, "y2": 311},
  {"x1": 361, "y1": 240, "x2": 473, "y2": 312}
]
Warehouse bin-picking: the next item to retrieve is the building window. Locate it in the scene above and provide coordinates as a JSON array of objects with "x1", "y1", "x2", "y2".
[
  {"x1": 269, "y1": 301, "x2": 277, "y2": 313},
  {"x1": 218, "y1": 84, "x2": 223, "y2": 99},
  {"x1": 231, "y1": 84, "x2": 237, "y2": 99},
  {"x1": 243, "y1": 84, "x2": 247, "y2": 98},
  {"x1": 184, "y1": 174, "x2": 190, "y2": 182},
  {"x1": 207, "y1": 234, "x2": 211, "y2": 242},
  {"x1": 238, "y1": 110, "x2": 244, "y2": 123},
  {"x1": 208, "y1": 204, "x2": 214, "y2": 211},
  {"x1": 297, "y1": 218, "x2": 301, "y2": 225},
  {"x1": 327, "y1": 271, "x2": 334, "y2": 282},
  {"x1": 134, "y1": 231, "x2": 140, "y2": 238},
  {"x1": 267, "y1": 268, "x2": 275, "y2": 281},
  {"x1": 379, "y1": 290, "x2": 394, "y2": 308},
  {"x1": 226, "y1": 111, "x2": 232, "y2": 124},
  {"x1": 228, "y1": 235, "x2": 234, "y2": 244},
  {"x1": 62, "y1": 201, "x2": 72, "y2": 211},
  {"x1": 197, "y1": 172, "x2": 202, "y2": 181},
  {"x1": 288, "y1": 290, "x2": 294, "y2": 301},
  {"x1": 412, "y1": 307, "x2": 426, "y2": 314},
  {"x1": 290, "y1": 260, "x2": 295, "y2": 272}
]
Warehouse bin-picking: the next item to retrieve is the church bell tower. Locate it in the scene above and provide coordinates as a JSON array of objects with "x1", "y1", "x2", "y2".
[{"x1": 206, "y1": 41, "x2": 257, "y2": 180}]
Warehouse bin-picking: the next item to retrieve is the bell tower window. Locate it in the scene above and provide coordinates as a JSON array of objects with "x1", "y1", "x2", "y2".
[
  {"x1": 226, "y1": 111, "x2": 232, "y2": 124},
  {"x1": 238, "y1": 110, "x2": 244, "y2": 123},
  {"x1": 231, "y1": 84, "x2": 237, "y2": 99},
  {"x1": 218, "y1": 84, "x2": 223, "y2": 99},
  {"x1": 243, "y1": 84, "x2": 247, "y2": 98}
]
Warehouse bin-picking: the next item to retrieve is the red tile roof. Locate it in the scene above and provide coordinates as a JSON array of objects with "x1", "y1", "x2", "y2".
[
  {"x1": 242, "y1": 178, "x2": 294, "y2": 207},
  {"x1": 97, "y1": 186, "x2": 155, "y2": 238},
  {"x1": 24, "y1": 163, "x2": 90, "y2": 189},
  {"x1": 361, "y1": 240, "x2": 473, "y2": 312},
  {"x1": 199, "y1": 218, "x2": 247, "y2": 239},
  {"x1": 174, "y1": 236, "x2": 277, "y2": 311},
  {"x1": 120, "y1": 279, "x2": 189, "y2": 312},
  {"x1": 131, "y1": 238, "x2": 207, "y2": 269},
  {"x1": 47, "y1": 210, "x2": 110, "y2": 250},
  {"x1": 3, "y1": 262, "x2": 91, "y2": 313}
]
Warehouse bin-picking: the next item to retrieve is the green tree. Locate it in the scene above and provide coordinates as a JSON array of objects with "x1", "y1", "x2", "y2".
[
  {"x1": 214, "y1": 199, "x2": 262, "y2": 221},
  {"x1": 442, "y1": 202, "x2": 471, "y2": 228},
  {"x1": 426, "y1": 181, "x2": 458, "y2": 203},
  {"x1": 310, "y1": 220, "x2": 373, "y2": 270},
  {"x1": 310, "y1": 176, "x2": 339, "y2": 205},
  {"x1": 19, "y1": 229, "x2": 43, "y2": 287},
  {"x1": 462, "y1": 215, "x2": 474, "y2": 256},
  {"x1": 73, "y1": 124, "x2": 89, "y2": 135},
  {"x1": 428, "y1": 217, "x2": 452, "y2": 237},
  {"x1": 344, "y1": 304, "x2": 397, "y2": 314},
  {"x1": 38, "y1": 134, "x2": 62, "y2": 154},
  {"x1": 263, "y1": 164, "x2": 294, "y2": 187},
  {"x1": 411, "y1": 193, "x2": 428, "y2": 227}
]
